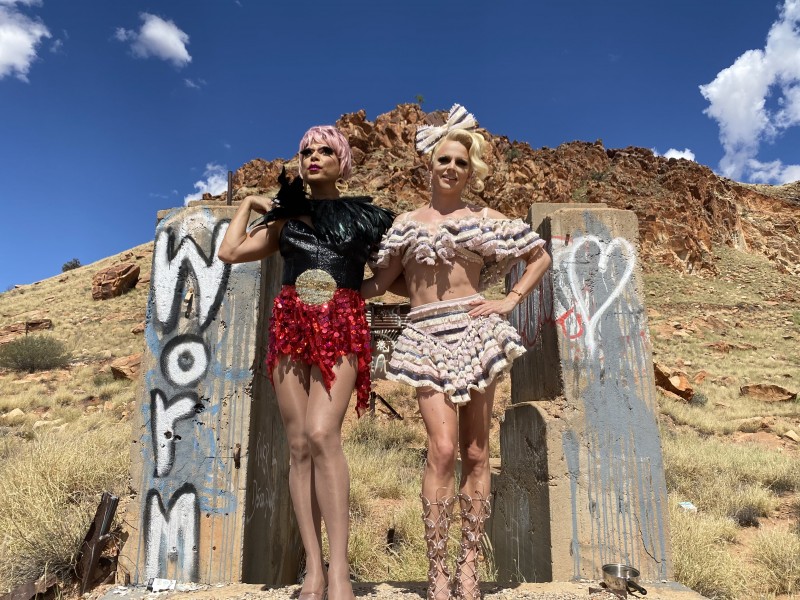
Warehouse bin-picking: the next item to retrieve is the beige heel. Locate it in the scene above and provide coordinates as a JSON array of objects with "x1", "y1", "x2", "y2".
[
  {"x1": 454, "y1": 491, "x2": 491, "y2": 600},
  {"x1": 421, "y1": 492, "x2": 456, "y2": 600}
]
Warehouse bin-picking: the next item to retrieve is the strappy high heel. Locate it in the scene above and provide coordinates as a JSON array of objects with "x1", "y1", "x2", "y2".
[
  {"x1": 421, "y1": 492, "x2": 456, "y2": 600},
  {"x1": 454, "y1": 491, "x2": 491, "y2": 600}
]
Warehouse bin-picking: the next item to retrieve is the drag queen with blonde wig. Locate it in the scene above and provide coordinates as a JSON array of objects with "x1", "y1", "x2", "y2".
[
  {"x1": 362, "y1": 105, "x2": 551, "y2": 600},
  {"x1": 218, "y1": 125, "x2": 393, "y2": 600}
]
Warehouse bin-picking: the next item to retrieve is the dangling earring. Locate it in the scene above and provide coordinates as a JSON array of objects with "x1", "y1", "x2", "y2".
[{"x1": 336, "y1": 178, "x2": 350, "y2": 194}]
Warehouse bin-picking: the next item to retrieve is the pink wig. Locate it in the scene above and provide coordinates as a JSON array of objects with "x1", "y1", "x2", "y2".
[{"x1": 298, "y1": 125, "x2": 353, "y2": 180}]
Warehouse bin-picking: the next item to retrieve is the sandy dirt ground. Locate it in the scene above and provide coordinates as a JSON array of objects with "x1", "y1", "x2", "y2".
[{"x1": 94, "y1": 580, "x2": 707, "y2": 600}]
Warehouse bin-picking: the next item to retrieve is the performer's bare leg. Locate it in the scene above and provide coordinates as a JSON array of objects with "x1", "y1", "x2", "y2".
[
  {"x1": 458, "y1": 381, "x2": 494, "y2": 499},
  {"x1": 418, "y1": 388, "x2": 459, "y2": 498},
  {"x1": 273, "y1": 357, "x2": 326, "y2": 597},
  {"x1": 306, "y1": 355, "x2": 358, "y2": 600},
  {"x1": 418, "y1": 389, "x2": 459, "y2": 600},
  {"x1": 455, "y1": 382, "x2": 496, "y2": 600}
]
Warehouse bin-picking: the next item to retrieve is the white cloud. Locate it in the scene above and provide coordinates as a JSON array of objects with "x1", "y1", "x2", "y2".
[
  {"x1": 746, "y1": 158, "x2": 800, "y2": 184},
  {"x1": 700, "y1": 0, "x2": 800, "y2": 183},
  {"x1": 184, "y1": 163, "x2": 228, "y2": 205},
  {"x1": 114, "y1": 27, "x2": 132, "y2": 42},
  {"x1": 184, "y1": 77, "x2": 205, "y2": 89},
  {"x1": 116, "y1": 13, "x2": 191, "y2": 68},
  {"x1": 0, "y1": 1, "x2": 50, "y2": 82},
  {"x1": 662, "y1": 148, "x2": 696, "y2": 161}
]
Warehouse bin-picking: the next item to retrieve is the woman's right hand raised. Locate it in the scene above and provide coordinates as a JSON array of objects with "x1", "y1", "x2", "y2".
[{"x1": 243, "y1": 195, "x2": 275, "y2": 215}]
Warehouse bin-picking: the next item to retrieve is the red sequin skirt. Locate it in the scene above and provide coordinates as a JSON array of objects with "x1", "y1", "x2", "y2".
[{"x1": 267, "y1": 286, "x2": 372, "y2": 416}]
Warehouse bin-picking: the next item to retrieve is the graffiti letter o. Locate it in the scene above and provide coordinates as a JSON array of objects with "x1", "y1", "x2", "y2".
[{"x1": 161, "y1": 335, "x2": 210, "y2": 388}]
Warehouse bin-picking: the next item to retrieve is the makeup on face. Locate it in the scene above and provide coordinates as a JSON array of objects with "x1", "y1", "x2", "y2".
[
  {"x1": 299, "y1": 145, "x2": 335, "y2": 158},
  {"x1": 431, "y1": 140, "x2": 472, "y2": 194}
]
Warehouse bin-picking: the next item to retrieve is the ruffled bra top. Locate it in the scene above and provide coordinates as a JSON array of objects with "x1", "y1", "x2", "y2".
[{"x1": 370, "y1": 214, "x2": 545, "y2": 290}]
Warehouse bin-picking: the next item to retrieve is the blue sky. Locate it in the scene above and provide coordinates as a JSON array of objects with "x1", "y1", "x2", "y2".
[{"x1": 1, "y1": 0, "x2": 799, "y2": 291}]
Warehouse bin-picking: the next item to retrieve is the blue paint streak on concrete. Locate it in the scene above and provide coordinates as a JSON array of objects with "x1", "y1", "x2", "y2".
[
  {"x1": 208, "y1": 361, "x2": 252, "y2": 382},
  {"x1": 144, "y1": 318, "x2": 164, "y2": 356}
]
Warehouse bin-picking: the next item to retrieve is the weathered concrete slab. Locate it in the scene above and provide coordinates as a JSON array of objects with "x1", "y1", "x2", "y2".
[
  {"x1": 241, "y1": 244, "x2": 302, "y2": 583},
  {"x1": 493, "y1": 206, "x2": 670, "y2": 583},
  {"x1": 118, "y1": 206, "x2": 300, "y2": 585}
]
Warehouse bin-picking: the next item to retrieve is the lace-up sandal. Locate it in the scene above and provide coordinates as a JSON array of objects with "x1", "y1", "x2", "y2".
[
  {"x1": 421, "y1": 493, "x2": 456, "y2": 600},
  {"x1": 454, "y1": 492, "x2": 492, "y2": 600}
]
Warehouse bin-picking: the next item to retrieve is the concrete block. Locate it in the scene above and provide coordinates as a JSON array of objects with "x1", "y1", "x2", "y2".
[
  {"x1": 119, "y1": 206, "x2": 300, "y2": 585},
  {"x1": 493, "y1": 206, "x2": 670, "y2": 583}
]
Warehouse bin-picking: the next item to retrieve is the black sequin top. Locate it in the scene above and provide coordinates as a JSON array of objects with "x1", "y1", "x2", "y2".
[{"x1": 268, "y1": 197, "x2": 395, "y2": 289}]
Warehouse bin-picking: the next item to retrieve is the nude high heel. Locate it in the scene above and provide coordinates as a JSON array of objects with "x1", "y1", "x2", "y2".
[
  {"x1": 453, "y1": 491, "x2": 491, "y2": 600},
  {"x1": 421, "y1": 492, "x2": 456, "y2": 600}
]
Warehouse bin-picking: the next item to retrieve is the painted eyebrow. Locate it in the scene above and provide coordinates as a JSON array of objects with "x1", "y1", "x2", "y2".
[{"x1": 437, "y1": 155, "x2": 469, "y2": 166}]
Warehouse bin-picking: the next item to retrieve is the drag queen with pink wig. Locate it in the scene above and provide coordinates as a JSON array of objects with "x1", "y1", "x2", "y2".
[
  {"x1": 362, "y1": 105, "x2": 551, "y2": 600},
  {"x1": 219, "y1": 125, "x2": 393, "y2": 600}
]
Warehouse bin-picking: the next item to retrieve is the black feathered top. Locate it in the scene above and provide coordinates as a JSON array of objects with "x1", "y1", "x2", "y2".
[{"x1": 253, "y1": 170, "x2": 395, "y2": 289}]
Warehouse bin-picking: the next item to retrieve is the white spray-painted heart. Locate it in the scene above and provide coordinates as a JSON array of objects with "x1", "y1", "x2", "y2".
[{"x1": 567, "y1": 236, "x2": 636, "y2": 357}]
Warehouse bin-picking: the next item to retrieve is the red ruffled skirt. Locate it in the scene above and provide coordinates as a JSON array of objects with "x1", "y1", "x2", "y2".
[{"x1": 267, "y1": 286, "x2": 372, "y2": 416}]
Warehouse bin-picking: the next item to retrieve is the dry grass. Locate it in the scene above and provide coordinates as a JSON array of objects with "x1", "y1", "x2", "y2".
[
  {"x1": 668, "y1": 501, "x2": 745, "y2": 600},
  {"x1": 751, "y1": 527, "x2": 800, "y2": 595},
  {"x1": 0, "y1": 423, "x2": 130, "y2": 592},
  {"x1": 663, "y1": 429, "x2": 800, "y2": 497},
  {"x1": 646, "y1": 246, "x2": 800, "y2": 599},
  {"x1": 659, "y1": 391, "x2": 800, "y2": 436},
  {"x1": 342, "y1": 415, "x2": 496, "y2": 585},
  {"x1": 343, "y1": 415, "x2": 428, "y2": 583},
  {"x1": 645, "y1": 247, "x2": 800, "y2": 382},
  {"x1": 2, "y1": 238, "x2": 800, "y2": 599}
]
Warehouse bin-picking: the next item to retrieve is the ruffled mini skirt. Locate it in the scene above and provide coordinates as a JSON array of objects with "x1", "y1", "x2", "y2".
[
  {"x1": 387, "y1": 294, "x2": 525, "y2": 405},
  {"x1": 267, "y1": 286, "x2": 372, "y2": 416}
]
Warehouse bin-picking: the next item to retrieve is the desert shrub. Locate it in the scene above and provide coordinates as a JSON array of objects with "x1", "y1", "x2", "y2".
[
  {"x1": 61, "y1": 258, "x2": 81, "y2": 272},
  {"x1": 0, "y1": 425, "x2": 129, "y2": 590},
  {"x1": 732, "y1": 505, "x2": 760, "y2": 527},
  {"x1": 751, "y1": 527, "x2": 800, "y2": 595},
  {"x1": 689, "y1": 391, "x2": 708, "y2": 407},
  {"x1": 0, "y1": 335, "x2": 70, "y2": 373}
]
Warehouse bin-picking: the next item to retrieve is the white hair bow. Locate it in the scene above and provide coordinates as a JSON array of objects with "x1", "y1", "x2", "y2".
[{"x1": 415, "y1": 103, "x2": 478, "y2": 154}]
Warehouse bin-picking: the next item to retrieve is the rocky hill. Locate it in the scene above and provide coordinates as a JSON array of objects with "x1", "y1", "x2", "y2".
[{"x1": 196, "y1": 103, "x2": 799, "y2": 278}]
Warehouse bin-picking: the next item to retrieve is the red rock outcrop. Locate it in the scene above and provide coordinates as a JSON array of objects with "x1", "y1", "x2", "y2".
[
  {"x1": 110, "y1": 353, "x2": 142, "y2": 381},
  {"x1": 193, "y1": 103, "x2": 800, "y2": 276},
  {"x1": 0, "y1": 319, "x2": 53, "y2": 345},
  {"x1": 91, "y1": 264, "x2": 140, "y2": 300}
]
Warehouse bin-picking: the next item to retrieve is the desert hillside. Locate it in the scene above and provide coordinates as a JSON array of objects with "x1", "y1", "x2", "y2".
[{"x1": 198, "y1": 103, "x2": 799, "y2": 279}]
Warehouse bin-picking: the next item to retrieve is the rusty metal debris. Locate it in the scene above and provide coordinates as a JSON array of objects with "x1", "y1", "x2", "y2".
[{"x1": 76, "y1": 491, "x2": 120, "y2": 596}]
